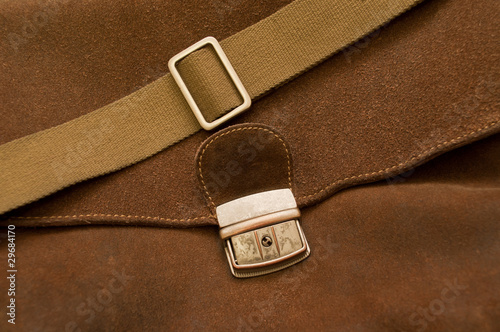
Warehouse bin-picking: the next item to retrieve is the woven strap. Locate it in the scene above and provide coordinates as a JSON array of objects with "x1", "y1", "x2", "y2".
[{"x1": 0, "y1": 0, "x2": 422, "y2": 214}]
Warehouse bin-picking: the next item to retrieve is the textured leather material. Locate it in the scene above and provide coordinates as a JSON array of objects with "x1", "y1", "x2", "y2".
[
  {"x1": 195, "y1": 123, "x2": 293, "y2": 214},
  {"x1": 1, "y1": 0, "x2": 499, "y2": 227},
  {"x1": 0, "y1": 0, "x2": 424, "y2": 215},
  {"x1": 0, "y1": 0, "x2": 499, "y2": 329},
  {"x1": 0, "y1": 0, "x2": 499, "y2": 330},
  {"x1": 0, "y1": 133, "x2": 498, "y2": 331}
]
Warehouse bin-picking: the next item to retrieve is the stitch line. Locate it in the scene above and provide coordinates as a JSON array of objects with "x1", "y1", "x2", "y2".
[
  {"x1": 198, "y1": 126, "x2": 292, "y2": 209},
  {"x1": 298, "y1": 120, "x2": 499, "y2": 200},
  {"x1": 8, "y1": 214, "x2": 209, "y2": 222},
  {"x1": 8, "y1": 120, "x2": 499, "y2": 224}
]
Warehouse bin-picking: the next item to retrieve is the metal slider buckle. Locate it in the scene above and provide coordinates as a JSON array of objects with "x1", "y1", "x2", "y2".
[
  {"x1": 216, "y1": 189, "x2": 310, "y2": 278},
  {"x1": 168, "y1": 36, "x2": 252, "y2": 131}
]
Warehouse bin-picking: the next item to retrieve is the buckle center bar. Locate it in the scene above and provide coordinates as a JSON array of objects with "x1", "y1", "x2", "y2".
[{"x1": 168, "y1": 36, "x2": 252, "y2": 131}]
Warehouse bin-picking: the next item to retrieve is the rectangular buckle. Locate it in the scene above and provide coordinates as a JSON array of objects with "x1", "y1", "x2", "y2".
[
  {"x1": 216, "y1": 189, "x2": 310, "y2": 278},
  {"x1": 168, "y1": 36, "x2": 251, "y2": 131}
]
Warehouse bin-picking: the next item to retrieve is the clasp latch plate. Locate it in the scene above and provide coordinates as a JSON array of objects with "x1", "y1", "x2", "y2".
[{"x1": 216, "y1": 189, "x2": 310, "y2": 278}]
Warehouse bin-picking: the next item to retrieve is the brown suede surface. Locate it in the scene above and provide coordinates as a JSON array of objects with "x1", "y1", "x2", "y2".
[
  {"x1": 1, "y1": 0, "x2": 498, "y2": 226},
  {"x1": 195, "y1": 123, "x2": 293, "y2": 214},
  {"x1": 0, "y1": 133, "x2": 498, "y2": 331},
  {"x1": 0, "y1": 0, "x2": 499, "y2": 330}
]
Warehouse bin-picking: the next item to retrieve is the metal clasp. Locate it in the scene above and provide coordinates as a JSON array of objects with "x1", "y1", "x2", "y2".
[
  {"x1": 216, "y1": 189, "x2": 310, "y2": 278},
  {"x1": 168, "y1": 36, "x2": 251, "y2": 131}
]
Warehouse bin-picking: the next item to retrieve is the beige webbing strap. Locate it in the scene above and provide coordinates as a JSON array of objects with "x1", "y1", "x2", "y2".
[{"x1": 0, "y1": 0, "x2": 422, "y2": 215}]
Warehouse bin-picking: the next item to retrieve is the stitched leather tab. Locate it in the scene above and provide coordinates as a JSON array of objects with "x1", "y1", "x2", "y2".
[{"x1": 195, "y1": 123, "x2": 293, "y2": 214}]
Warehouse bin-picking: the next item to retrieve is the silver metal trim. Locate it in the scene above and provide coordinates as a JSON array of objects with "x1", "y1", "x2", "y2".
[
  {"x1": 216, "y1": 189, "x2": 297, "y2": 228},
  {"x1": 226, "y1": 220, "x2": 307, "y2": 269},
  {"x1": 216, "y1": 188, "x2": 309, "y2": 278},
  {"x1": 219, "y1": 208, "x2": 300, "y2": 239},
  {"x1": 224, "y1": 220, "x2": 310, "y2": 278}
]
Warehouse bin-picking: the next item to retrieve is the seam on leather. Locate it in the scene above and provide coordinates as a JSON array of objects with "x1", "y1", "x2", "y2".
[
  {"x1": 7, "y1": 120, "x2": 499, "y2": 224},
  {"x1": 298, "y1": 120, "x2": 500, "y2": 201},
  {"x1": 197, "y1": 126, "x2": 293, "y2": 209},
  {"x1": 8, "y1": 214, "x2": 209, "y2": 222}
]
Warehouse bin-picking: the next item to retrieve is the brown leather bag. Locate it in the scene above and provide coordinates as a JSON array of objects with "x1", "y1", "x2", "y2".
[{"x1": 1, "y1": 0, "x2": 499, "y2": 331}]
